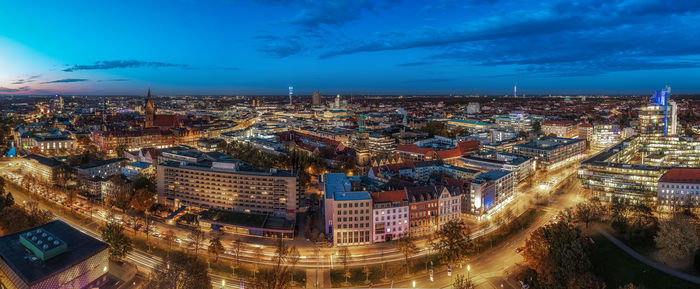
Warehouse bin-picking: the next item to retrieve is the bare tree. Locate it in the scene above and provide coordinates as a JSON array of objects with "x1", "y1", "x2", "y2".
[
  {"x1": 188, "y1": 227, "x2": 205, "y2": 258},
  {"x1": 396, "y1": 234, "x2": 418, "y2": 275},
  {"x1": 655, "y1": 213, "x2": 699, "y2": 261}
]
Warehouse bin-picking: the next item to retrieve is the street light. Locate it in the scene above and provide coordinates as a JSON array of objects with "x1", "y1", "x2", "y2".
[
  {"x1": 412, "y1": 281, "x2": 416, "y2": 288},
  {"x1": 221, "y1": 279, "x2": 225, "y2": 288},
  {"x1": 467, "y1": 264, "x2": 471, "y2": 288}
]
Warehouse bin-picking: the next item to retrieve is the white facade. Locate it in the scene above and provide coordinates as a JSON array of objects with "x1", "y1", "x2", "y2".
[
  {"x1": 438, "y1": 187, "x2": 461, "y2": 228},
  {"x1": 372, "y1": 203, "x2": 409, "y2": 243}
]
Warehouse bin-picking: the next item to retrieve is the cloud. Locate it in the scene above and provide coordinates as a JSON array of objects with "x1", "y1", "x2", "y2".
[
  {"x1": 261, "y1": 0, "x2": 401, "y2": 29},
  {"x1": 41, "y1": 78, "x2": 89, "y2": 84},
  {"x1": 11, "y1": 74, "x2": 41, "y2": 85},
  {"x1": 255, "y1": 0, "x2": 401, "y2": 57},
  {"x1": 0, "y1": 86, "x2": 29, "y2": 92},
  {"x1": 256, "y1": 35, "x2": 304, "y2": 58},
  {"x1": 280, "y1": 0, "x2": 700, "y2": 76},
  {"x1": 63, "y1": 60, "x2": 190, "y2": 72}
]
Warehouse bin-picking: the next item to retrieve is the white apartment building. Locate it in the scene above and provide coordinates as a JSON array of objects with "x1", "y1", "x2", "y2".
[{"x1": 371, "y1": 189, "x2": 409, "y2": 243}]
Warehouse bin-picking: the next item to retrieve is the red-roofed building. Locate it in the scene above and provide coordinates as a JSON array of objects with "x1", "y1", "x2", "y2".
[
  {"x1": 152, "y1": 115, "x2": 181, "y2": 129},
  {"x1": 457, "y1": 140, "x2": 479, "y2": 155},
  {"x1": 371, "y1": 189, "x2": 409, "y2": 242},
  {"x1": 658, "y1": 168, "x2": 700, "y2": 208},
  {"x1": 436, "y1": 148, "x2": 463, "y2": 165},
  {"x1": 397, "y1": 139, "x2": 478, "y2": 164}
]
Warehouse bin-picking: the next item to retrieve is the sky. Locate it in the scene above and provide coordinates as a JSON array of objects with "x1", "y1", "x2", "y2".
[{"x1": 1, "y1": 0, "x2": 700, "y2": 96}]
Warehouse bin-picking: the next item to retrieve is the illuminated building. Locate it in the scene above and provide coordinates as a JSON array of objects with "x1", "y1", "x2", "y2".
[
  {"x1": 578, "y1": 123, "x2": 593, "y2": 142},
  {"x1": 466, "y1": 102, "x2": 480, "y2": 114},
  {"x1": 591, "y1": 124, "x2": 622, "y2": 149},
  {"x1": 447, "y1": 119, "x2": 496, "y2": 132},
  {"x1": 437, "y1": 185, "x2": 462, "y2": 229},
  {"x1": 458, "y1": 151, "x2": 534, "y2": 183},
  {"x1": 368, "y1": 133, "x2": 396, "y2": 157},
  {"x1": 542, "y1": 120, "x2": 577, "y2": 138},
  {"x1": 0, "y1": 220, "x2": 109, "y2": 289},
  {"x1": 21, "y1": 154, "x2": 68, "y2": 184},
  {"x1": 638, "y1": 86, "x2": 677, "y2": 136},
  {"x1": 156, "y1": 150, "x2": 299, "y2": 219},
  {"x1": 512, "y1": 137, "x2": 585, "y2": 169},
  {"x1": 657, "y1": 168, "x2": 700, "y2": 208},
  {"x1": 579, "y1": 135, "x2": 699, "y2": 203},
  {"x1": 469, "y1": 170, "x2": 514, "y2": 215},
  {"x1": 494, "y1": 111, "x2": 537, "y2": 132},
  {"x1": 322, "y1": 173, "x2": 372, "y2": 246},
  {"x1": 371, "y1": 189, "x2": 409, "y2": 243},
  {"x1": 407, "y1": 186, "x2": 440, "y2": 237}
]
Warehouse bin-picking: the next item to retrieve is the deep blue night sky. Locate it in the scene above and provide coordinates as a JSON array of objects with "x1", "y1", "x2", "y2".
[{"x1": 1, "y1": 0, "x2": 700, "y2": 95}]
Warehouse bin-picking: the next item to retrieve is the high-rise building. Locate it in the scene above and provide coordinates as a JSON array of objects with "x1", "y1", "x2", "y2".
[
  {"x1": 312, "y1": 91, "x2": 322, "y2": 106},
  {"x1": 288, "y1": 85, "x2": 294, "y2": 106},
  {"x1": 156, "y1": 148, "x2": 299, "y2": 218},
  {"x1": 638, "y1": 86, "x2": 677, "y2": 136},
  {"x1": 466, "y1": 102, "x2": 480, "y2": 114}
]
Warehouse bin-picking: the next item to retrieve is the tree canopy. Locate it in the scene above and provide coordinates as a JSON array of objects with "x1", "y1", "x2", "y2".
[
  {"x1": 148, "y1": 251, "x2": 212, "y2": 289},
  {"x1": 100, "y1": 219, "x2": 133, "y2": 262},
  {"x1": 520, "y1": 221, "x2": 594, "y2": 289}
]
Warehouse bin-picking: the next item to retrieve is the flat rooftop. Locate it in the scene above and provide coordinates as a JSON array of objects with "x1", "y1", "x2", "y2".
[{"x1": 0, "y1": 220, "x2": 107, "y2": 286}]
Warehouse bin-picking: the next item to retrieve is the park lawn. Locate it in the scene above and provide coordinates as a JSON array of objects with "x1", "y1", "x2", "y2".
[{"x1": 590, "y1": 235, "x2": 698, "y2": 289}]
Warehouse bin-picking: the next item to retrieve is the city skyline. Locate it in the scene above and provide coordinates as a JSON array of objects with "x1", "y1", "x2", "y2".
[{"x1": 2, "y1": 0, "x2": 700, "y2": 95}]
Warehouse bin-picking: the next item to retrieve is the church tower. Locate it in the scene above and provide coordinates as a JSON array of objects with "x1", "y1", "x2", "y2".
[{"x1": 144, "y1": 88, "x2": 155, "y2": 128}]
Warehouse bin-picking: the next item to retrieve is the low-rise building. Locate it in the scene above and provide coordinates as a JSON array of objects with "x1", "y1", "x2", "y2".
[
  {"x1": 76, "y1": 158, "x2": 127, "y2": 180},
  {"x1": 512, "y1": 137, "x2": 585, "y2": 169},
  {"x1": 322, "y1": 173, "x2": 373, "y2": 246},
  {"x1": 542, "y1": 120, "x2": 577, "y2": 138},
  {"x1": 438, "y1": 185, "x2": 462, "y2": 228},
  {"x1": 21, "y1": 154, "x2": 68, "y2": 184},
  {"x1": 407, "y1": 186, "x2": 440, "y2": 237},
  {"x1": 371, "y1": 189, "x2": 409, "y2": 243},
  {"x1": 458, "y1": 151, "x2": 534, "y2": 183},
  {"x1": 592, "y1": 124, "x2": 622, "y2": 149}
]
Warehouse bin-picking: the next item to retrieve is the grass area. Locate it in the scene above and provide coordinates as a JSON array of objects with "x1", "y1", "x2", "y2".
[{"x1": 590, "y1": 235, "x2": 699, "y2": 289}]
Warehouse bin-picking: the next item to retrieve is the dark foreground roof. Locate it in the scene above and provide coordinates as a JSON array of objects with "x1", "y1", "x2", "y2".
[{"x1": 0, "y1": 220, "x2": 107, "y2": 285}]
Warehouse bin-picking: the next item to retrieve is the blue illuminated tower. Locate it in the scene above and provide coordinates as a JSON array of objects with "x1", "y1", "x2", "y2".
[
  {"x1": 288, "y1": 85, "x2": 294, "y2": 106},
  {"x1": 650, "y1": 85, "x2": 671, "y2": 136}
]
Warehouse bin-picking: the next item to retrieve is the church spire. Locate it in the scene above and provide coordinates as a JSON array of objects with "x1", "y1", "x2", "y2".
[{"x1": 145, "y1": 87, "x2": 155, "y2": 128}]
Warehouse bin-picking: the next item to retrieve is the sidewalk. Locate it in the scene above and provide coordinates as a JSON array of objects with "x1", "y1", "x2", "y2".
[{"x1": 595, "y1": 226, "x2": 700, "y2": 285}]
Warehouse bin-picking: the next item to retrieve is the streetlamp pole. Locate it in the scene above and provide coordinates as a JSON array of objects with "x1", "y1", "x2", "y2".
[{"x1": 467, "y1": 264, "x2": 471, "y2": 288}]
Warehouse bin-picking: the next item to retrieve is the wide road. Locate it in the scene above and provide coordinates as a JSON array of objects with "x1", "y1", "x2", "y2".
[
  {"x1": 0, "y1": 149, "x2": 589, "y2": 288},
  {"x1": 0, "y1": 154, "x2": 584, "y2": 270},
  {"x1": 382, "y1": 174, "x2": 583, "y2": 289}
]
